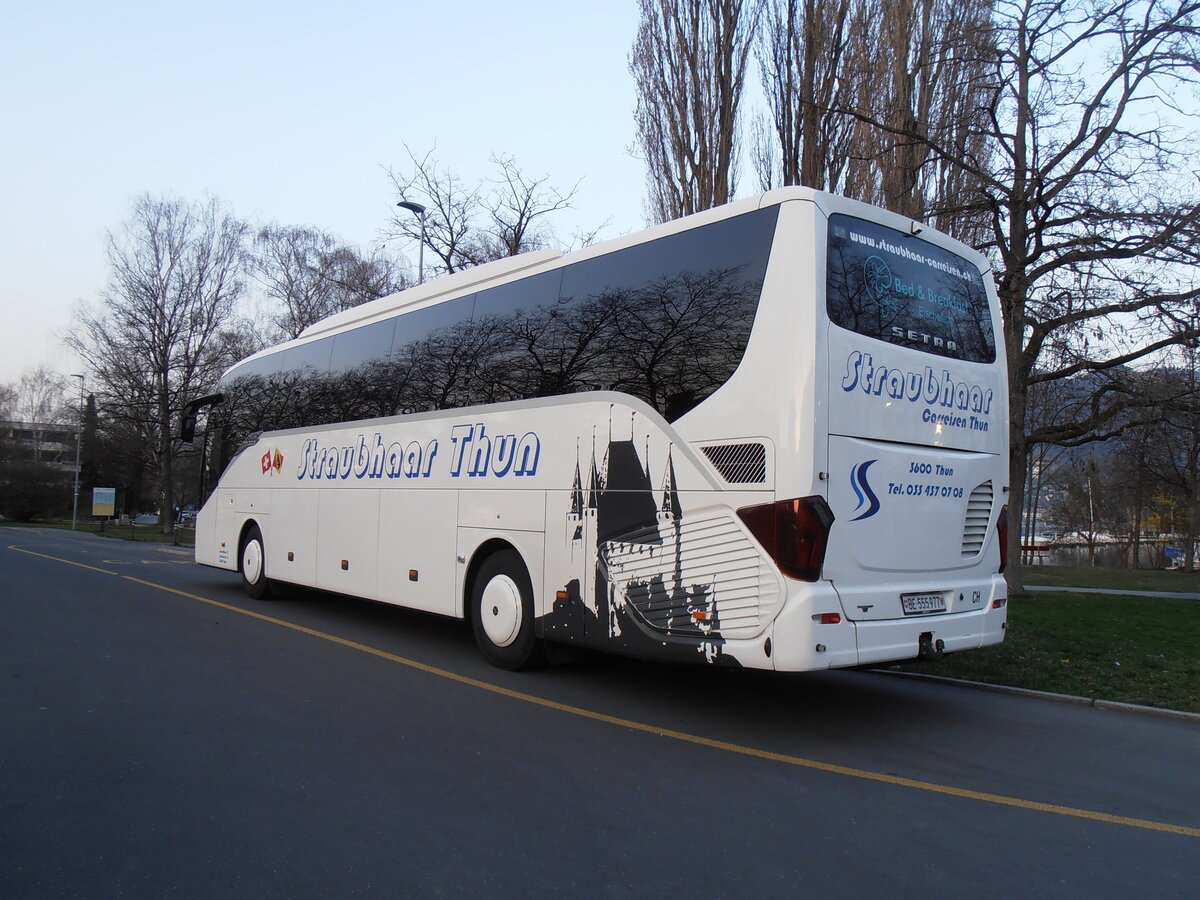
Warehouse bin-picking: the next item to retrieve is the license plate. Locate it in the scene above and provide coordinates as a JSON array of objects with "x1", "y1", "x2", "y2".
[{"x1": 901, "y1": 592, "x2": 946, "y2": 615}]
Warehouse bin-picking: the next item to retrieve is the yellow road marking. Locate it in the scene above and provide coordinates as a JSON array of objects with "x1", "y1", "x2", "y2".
[
  {"x1": 99, "y1": 559, "x2": 191, "y2": 566},
  {"x1": 10, "y1": 543, "x2": 1200, "y2": 840},
  {"x1": 8, "y1": 545, "x2": 120, "y2": 576}
]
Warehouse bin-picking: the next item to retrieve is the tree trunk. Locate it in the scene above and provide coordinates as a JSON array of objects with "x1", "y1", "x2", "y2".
[
  {"x1": 1007, "y1": 434, "x2": 1027, "y2": 594},
  {"x1": 158, "y1": 397, "x2": 174, "y2": 535},
  {"x1": 1005, "y1": 306, "x2": 1029, "y2": 593}
]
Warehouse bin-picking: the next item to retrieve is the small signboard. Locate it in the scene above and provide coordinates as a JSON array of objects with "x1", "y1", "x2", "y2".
[
  {"x1": 92, "y1": 487, "x2": 116, "y2": 518},
  {"x1": 1166, "y1": 546, "x2": 1183, "y2": 560}
]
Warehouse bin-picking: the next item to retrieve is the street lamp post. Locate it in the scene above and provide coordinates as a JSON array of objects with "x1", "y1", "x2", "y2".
[
  {"x1": 397, "y1": 200, "x2": 427, "y2": 284},
  {"x1": 70, "y1": 374, "x2": 84, "y2": 529}
]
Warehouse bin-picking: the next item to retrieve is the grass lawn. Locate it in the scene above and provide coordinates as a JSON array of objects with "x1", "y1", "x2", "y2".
[
  {"x1": 1020, "y1": 564, "x2": 1200, "y2": 594},
  {"x1": 892, "y1": 591, "x2": 1200, "y2": 713},
  {"x1": 0, "y1": 519, "x2": 194, "y2": 547}
]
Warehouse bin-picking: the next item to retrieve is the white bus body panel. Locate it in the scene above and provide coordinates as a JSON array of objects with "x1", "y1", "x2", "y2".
[
  {"x1": 195, "y1": 394, "x2": 798, "y2": 667},
  {"x1": 815, "y1": 195, "x2": 1009, "y2": 660},
  {"x1": 196, "y1": 188, "x2": 1008, "y2": 671},
  {"x1": 385, "y1": 490, "x2": 459, "y2": 615}
]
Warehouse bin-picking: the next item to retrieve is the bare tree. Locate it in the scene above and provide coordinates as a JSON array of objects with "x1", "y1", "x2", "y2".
[
  {"x1": 320, "y1": 245, "x2": 407, "y2": 307},
  {"x1": 15, "y1": 366, "x2": 68, "y2": 425},
  {"x1": 469, "y1": 154, "x2": 582, "y2": 262},
  {"x1": 0, "y1": 382, "x2": 15, "y2": 420},
  {"x1": 631, "y1": 0, "x2": 762, "y2": 223},
  {"x1": 68, "y1": 195, "x2": 249, "y2": 532},
  {"x1": 4, "y1": 367, "x2": 70, "y2": 465},
  {"x1": 749, "y1": 110, "x2": 781, "y2": 191},
  {"x1": 1139, "y1": 352, "x2": 1200, "y2": 569},
  {"x1": 868, "y1": 0, "x2": 996, "y2": 230},
  {"x1": 386, "y1": 148, "x2": 587, "y2": 277},
  {"x1": 254, "y1": 225, "x2": 408, "y2": 339},
  {"x1": 386, "y1": 148, "x2": 485, "y2": 275},
  {"x1": 839, "y1": 0, "x2": 1200, "y2": 590},
  {"x1": 990, "y1": 0, "x2": 1200, "y2": 591},
  {"x1": 0, "y1": 368, "x2": 71, "y2": 514},
  {"x1": 756, "y1": 0, "x2": 859, "y2": 192},
  {"x1": 1020, "y1": 374, "x2": 1077, "y2": 556},
  {"x1": 253, "y1": 225, "x2": 340, "y2": 339},
  {"x1": 756, "y1": 0, "x2": 995, "y2": 240}
]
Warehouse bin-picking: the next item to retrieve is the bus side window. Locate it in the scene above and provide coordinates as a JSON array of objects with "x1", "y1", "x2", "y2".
[
  {"x1": 330, "y1": 319, "x2": 396, "y2": 373},
  {"x1": 557, "y1": 207, "x2": 777, "y2": 420}
]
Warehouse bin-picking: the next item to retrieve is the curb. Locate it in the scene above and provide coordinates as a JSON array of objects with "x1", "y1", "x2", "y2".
[
  {"x1": 871, "y1": 669, "x2": 1200, "y2": 723},
  {"x1": 152, "y1": 545, "x2": 193, "y2": 557}
]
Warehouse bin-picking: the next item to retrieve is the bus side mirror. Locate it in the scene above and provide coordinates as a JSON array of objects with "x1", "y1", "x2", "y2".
[
  {"x1": 179, "y1": 393, "x2": 223, "y2": 444},
  {"x1": 181, "y1": 410, "x2": 198, "y2": 443}
]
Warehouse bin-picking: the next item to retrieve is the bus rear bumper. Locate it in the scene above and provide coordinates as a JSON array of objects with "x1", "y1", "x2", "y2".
[
  {"x1": 767, "y1": 590, "x2": 1007, "y2": 672},
  {"x1": 768, "y1": 585, "x2": 860, "y2": 671},
  {"x1": 850, "y1": 604, "x2": 1007, "y2": 667}
]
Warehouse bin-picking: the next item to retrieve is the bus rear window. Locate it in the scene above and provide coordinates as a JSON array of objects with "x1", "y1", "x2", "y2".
[{"x1": 826, "y1": 214, "x2": 996, "y2": 363}]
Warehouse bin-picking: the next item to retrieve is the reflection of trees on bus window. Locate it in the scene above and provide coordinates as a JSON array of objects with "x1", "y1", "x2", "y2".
[
  {"x1": 826, "y1": 214, "x2": 995, "y2": 363},
  {"x1": 213, "y1": 207, "x2": 779, "y2": 474}
]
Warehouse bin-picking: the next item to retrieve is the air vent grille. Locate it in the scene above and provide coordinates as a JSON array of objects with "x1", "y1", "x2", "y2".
[
  {"x1": 701, "y1": 442, "x2": 767, "y2": 484},
  {"x1": 962, "y1": 480, "x2": 994, "y2": 557},
  {"x1": 601, "y1": 512, "x2": 780, "y2": 637}
]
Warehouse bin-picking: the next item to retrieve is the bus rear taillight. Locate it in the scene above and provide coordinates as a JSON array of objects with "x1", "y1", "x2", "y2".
[
  {"x1": 737, "y1": 496, "x2": 835, "y2": 582},
  {"x1": 997, "y1": 504, "x2": 1009, "y2": 573}
]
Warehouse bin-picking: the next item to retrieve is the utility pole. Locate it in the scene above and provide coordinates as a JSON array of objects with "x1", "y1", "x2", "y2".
[
  {"x1": 397, "y1": 200, "x2": 427, "y2": 284},
  {"x1": 70, "y1": 374, "x2": 84, "y2": 529}
]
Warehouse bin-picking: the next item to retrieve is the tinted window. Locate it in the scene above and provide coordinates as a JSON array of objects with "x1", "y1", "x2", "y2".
[
  {"x1": 552, "y1": 206, "x2": 778, "y2": 418},
  {"x1": 281, "y1": 337, "x2": 333, "y2": 375},
  {"x1": 392, "y1": 295, "x2": 476, "y2": 351},
  {"x1": 211, "y1": 207, "x2": 779, "y2": 481},
  {"x1": 470, "y1": 271, "x2": 579, "y2": 400},
  {"x1": 826, "y1": 214, "x2": 996, "y2": 363},
  {"x1": 387, "y1": 295, "x2": 480, "y2": 412},
  {"x1": 329, "y1": 320, "x2": 395, "y2": 373},
  {"x1": 227, "y1": 352, "x2": 283, "y2": 381},
  {"x1": 475, "y1": 272, "x2": 562, "y2": 319}
]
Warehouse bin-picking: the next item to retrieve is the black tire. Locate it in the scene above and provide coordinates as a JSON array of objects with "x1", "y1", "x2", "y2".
[
  {"x1": 470, "y1": 549, "x2": 545, "y2": 670},
  {"x1": 239, "y1": 524, "x2": 274, "y2": 600}
]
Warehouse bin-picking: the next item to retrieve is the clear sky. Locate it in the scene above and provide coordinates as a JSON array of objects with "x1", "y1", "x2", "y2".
[{"x1": 0, "y1": 0, "x2": 648, "y2": 386}]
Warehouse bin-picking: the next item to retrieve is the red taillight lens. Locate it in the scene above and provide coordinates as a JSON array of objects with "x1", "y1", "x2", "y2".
[
  {"x1": 737, "y1": 496, "x2": 835, "y2": 582},
  {"x1": 997, "y1": 504, "x2": 1009, "y2": 573}
]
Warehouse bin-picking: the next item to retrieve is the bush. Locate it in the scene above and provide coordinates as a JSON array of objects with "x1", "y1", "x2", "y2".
[{"x1": 0, "y1": 460, "x2": 72, "y2": 521}]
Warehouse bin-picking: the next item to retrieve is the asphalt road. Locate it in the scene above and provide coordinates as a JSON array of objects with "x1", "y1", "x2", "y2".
[{"x1": 3, "y1": 528, "x2": 1198, "y2": 898}]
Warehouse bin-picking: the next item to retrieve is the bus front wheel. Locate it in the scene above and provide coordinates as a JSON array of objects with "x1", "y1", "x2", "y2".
[
  {"x1": 470, "y1": 549, "x2": 545, "y2": 670},
  {"x1": 240, "y1": 524, "x2": 274, "y2": 600}
]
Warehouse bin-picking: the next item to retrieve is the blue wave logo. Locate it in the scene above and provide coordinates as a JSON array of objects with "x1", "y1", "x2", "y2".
[{"x1": 849, "y1": 460, "x2": 881, "y2": 521}]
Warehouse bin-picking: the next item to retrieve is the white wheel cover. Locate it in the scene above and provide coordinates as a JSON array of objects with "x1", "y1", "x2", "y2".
[
  {"x1": 242, "y1": 539, "x2": 264, "y2": 585},
  {"x1": 481, "y1": 574, "x2": 523, "y2": 648}
]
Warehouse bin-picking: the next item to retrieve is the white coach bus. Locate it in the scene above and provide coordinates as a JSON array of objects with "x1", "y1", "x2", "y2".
[{"x1": 184, "y1": 187, "x2": 1009, "y2": 671}]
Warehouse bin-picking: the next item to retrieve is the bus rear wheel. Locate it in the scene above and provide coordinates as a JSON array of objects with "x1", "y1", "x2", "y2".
[
  {"x1": 470, "y1": 549, "x2": 545, "y2": 670},
  {"x1": 240, "y1": 524, "x2": 274, "y2": 600}
]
